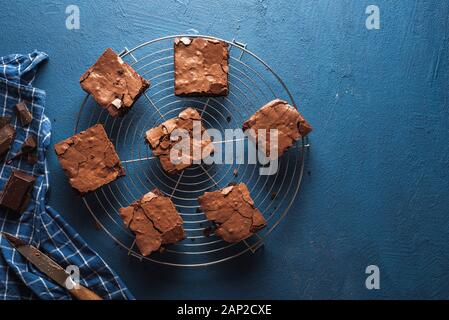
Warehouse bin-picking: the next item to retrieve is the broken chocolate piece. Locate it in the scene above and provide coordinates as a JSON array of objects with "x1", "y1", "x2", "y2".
[
  {"x1": 0, "y1": 116, "x2": 11, "y2": 129},
  {"x1": 0, "y1": 170, "x2": 35, "y2": 213},
  {"x1": 198, "y1": 183, "x2": 266, "y2": 243},
  {"x1": 145, "y1": 107, "x2": 214, "y2": 174},
  {"x1": 7, "y1": 135, "x2": 38, "y2": 164},
  {"x1": 21, "y1": 135, "x2": 37, "y2": 153},
  {"x1": 15, "y1": 102, "x2": 33, "y2": 126},
  {"x1": 54, "y1": 124, "x2": 125, "y2": 194},
  {"x1": 119, "y1": 189, "x2": 185, "y2": 256},
  {"x1": 243, "y1": 99, "x2": 312, "y2": 158},
  {"x1": 27, "y1": 153, "x2": 38, "y2": 165},
  {"x1": 174, "y1": 37, "x2": 229, "y2": 96},
  {"x1": 80, "y1": 48, "x2": 150, "y2": 117},
  {"x1": 0, "y1": 124, "x2": 15, "y2": 157}
]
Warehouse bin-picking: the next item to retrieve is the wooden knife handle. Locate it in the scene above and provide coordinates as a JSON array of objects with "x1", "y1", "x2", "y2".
[{"x1": 68, "y1": 285, "x2": 103, "y2": 300}]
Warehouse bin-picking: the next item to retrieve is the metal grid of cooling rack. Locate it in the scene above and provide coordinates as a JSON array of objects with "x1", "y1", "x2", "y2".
[{"x1": 74, "y1": 35, "x2": 310, "y2": 267}]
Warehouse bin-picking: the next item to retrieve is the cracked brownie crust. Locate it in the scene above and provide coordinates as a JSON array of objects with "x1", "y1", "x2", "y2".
[
  {"x1": 174, "y1": 37, "x2": 229, "y2": 96},
  {"x1": 145, "y1": 107, "x2": 214, "y2": 174},
  {"x1": 243, "y1": 99, "x2": 313, "y2": 158},
  {"x1": 198, "y1": 183, "x2": 266, "y2": 243},
  {"x1": 54, "y1": 124, "x2": 125, "y2": 194},
  {"x1": 80, "y1": 48, "x2": 150, "y2": 117},
  {"x1": 120, "y1": 189, "x2": 185, "y2": 256}
]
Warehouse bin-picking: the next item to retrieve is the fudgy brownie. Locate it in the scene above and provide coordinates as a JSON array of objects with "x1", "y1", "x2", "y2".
[
  {"x1": 243, "y1": 99, "x2": 312, "y2": 158},
  {"x1": 54, "y1": 124, "x2": 125, "y2": 194},
  {"x1": 198, "y1": 183, "x2": 266, "y2": 243},
  {"x1": 119, "y1": 189, "x2": 185, "y2": 256},
  {"x1": 174, "y1": 37, "x2": 229, "y2": 96},
  {"x1": 80, "y1": 48, "x2": 150, "y2": 117},
  {"x1": 145, "y1": 107, "x2": 214, "y2": 174}
]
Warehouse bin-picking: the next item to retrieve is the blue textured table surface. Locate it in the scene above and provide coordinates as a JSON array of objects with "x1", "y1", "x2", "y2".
[{"x1": 1, "y1": 0, "x2": 448, "y2": 299}]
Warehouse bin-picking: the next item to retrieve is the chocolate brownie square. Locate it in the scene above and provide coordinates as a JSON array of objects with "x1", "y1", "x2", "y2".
[
  {"x1": 80, "y1": 48, "x2": 150, "y2": 117},
  {"x1": 198, "y1": 183, "x2": 266, "y2": 243},
  {"x1": 243, "y1": 99, "x2": 312, "y2": 158},
  {"x1": 145, "y1": 107, "x2": 214, "y2": 174},
  {"x1": 120, "y1": 189, "x2": 185, "y2": 256},
  {"x1": 174, "y1": 37, "x2": 229, "y2": 96},
  {"x1": 54, "y1": 124, "x2": 125, "y2": 194}
]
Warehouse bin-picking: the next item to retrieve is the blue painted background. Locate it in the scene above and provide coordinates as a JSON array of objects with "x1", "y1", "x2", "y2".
[{"x1": 1, "y1": 0, "x2": 449, "y2": 299}]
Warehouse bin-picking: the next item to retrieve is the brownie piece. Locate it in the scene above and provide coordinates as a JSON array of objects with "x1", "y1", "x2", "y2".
[
  {"x1": 0, "y1": 120, "x2": 15, "y2": 157},
  {"x1": 80, "y1": 48, "x2": 150, "y2": 117},
  {"x1": 145, "y1": 107, "x2": 214, "y2": 174},
  {"x1": 243, "y1": 99, "x2": 313, "y2": 158},
  {"x1": 15, "y1": 102, "x2": 33, "y2": 126},
  {"x1": 54, "y1": 124, "x2": 125, "y2": 194},
  {"x1": 119, "y1": 189, "x2": 185, "y2": 256},
  {"x1": 0, "y1": 170, "x2": 35, "y2": 213},
  {"x1": 174, "y1": 37, "x2": 229, "y2": 96},
  {"x1": 198, "y1": 183, "x2": 266, "y2": 243}
]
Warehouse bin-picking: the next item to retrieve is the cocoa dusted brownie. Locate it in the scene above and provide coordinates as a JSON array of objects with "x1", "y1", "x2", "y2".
[
  {"x1": 145, "y1": 107, "x2": 214, "y2": 174},
  {"x1": 80, "y1": 48, "x2": 150, "y2": 117},
  {"x1": 119, "y1": 189, "x2": 185, "y2": 256},
  {"x1": 198, "y1": 183, "x2": 266, "y2": 243},
  {"x1": 174, "y1": 37, "x2": 229, "y2": 96},
  {"x1": 54, "y1": 124, "x2": 125, "y2": 194},
  {"x1": 243, "y1": 99, "x2": 312, "y2": 158}
]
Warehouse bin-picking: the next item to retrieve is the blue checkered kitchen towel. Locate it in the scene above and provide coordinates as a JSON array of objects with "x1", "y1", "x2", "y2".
[{"x1": 0, "y1": 51, "x2": 134, "y2": 300}]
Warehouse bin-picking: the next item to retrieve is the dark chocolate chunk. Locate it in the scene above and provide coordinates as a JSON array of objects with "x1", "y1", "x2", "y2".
[
  {"x1": 15, "y1": 102, "x2": 33, "y2": 126},
  {"x1": 145, "y1": 108, "x2": 214, "y2": 174},
  {"x1": 243, "y1": 99, "x2": 312, "y2": 158},
  {"x1": 119, "y1": 189, "x2": 185, "y2": 256},
  {"x1": 0, "y1": 116, "x2": 11, "y2": 129},
  {"x1": 0, "y1": 170, "x2": 35, "y2": 213},
  {"x1": 80, "y1": 48, "x2": 150, "y2": 117},
  {"x1": 54, "y1": 124, "x2": 125, "y2": 194},
  {"x1": 0, "y1": 124, "x2": 15, "y2": 157},
  {"x1": 7, "y1": 135, "x2": 38, "y2": 164},
  {"x1": 22, "y1": 135, "x2": 37, "y2": 153},
  {"x1": 174, "y1": 37, "x2": 229, "y2": 96},
  {"x1": 27, "y1": 152, "x2": 38, "y2": 165},
  {"x1": 198, "y1": 183, "x2": 266, "y2": 243}
]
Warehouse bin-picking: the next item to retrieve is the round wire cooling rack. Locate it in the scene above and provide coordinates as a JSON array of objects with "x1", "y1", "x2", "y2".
[{"x1": 74, "y1": 35, "x2": 310, "y2": 267}]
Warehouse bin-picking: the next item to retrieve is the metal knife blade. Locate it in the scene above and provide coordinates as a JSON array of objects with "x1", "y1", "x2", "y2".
[{"x1": 1, "y1": 232, "x2": 71, "y2": 288}]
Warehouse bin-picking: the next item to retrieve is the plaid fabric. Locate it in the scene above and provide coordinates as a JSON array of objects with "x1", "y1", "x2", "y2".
[{"x1": 0, "y1": 51, "x2": 134, "y2": 300}]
